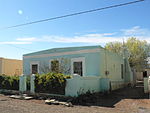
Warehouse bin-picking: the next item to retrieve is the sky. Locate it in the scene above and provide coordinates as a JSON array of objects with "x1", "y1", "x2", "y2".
[{"x1": 0, "y1": 0, "x2": 150, "y2": 59}]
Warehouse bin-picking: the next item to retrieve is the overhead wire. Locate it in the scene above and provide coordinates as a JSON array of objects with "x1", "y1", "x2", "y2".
[
  {"x1": 0, "y1": 0, "x2": 145, "y2": 52},
  {"x1": 1, "y1": 0, "x2": 144, "y2": 30}
]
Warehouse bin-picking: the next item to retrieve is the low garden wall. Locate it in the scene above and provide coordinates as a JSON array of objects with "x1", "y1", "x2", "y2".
[
  {"x1": 110, "y1": 81, "x2": 125, "y2": 91},
  {"x1": 144, "y1": 76, "x2": 150, "y2": 93},
  {"x1": 1, "y1": 74, "x2": 128, "y2": 97},
  {"x1": 65, "y1": 76, "x2": 110, "y2": 97}
]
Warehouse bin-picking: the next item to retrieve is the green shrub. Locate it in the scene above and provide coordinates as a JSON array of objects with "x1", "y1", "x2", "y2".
[
  {"x1": 0, "y1": 75, "x2": 5, "y2": 89},
  {"x1": 0, "y1": 73, "x2": 71, "y2": 94},
  {"x1": 35, "y1": 73, "x2": 71, "y2": 94},
  {"x1": 0, "y1": 75, "x2": 19, "y2": 90},
  {"x1": 26, "y1": 76, "x2": 30, "y2": 91}
]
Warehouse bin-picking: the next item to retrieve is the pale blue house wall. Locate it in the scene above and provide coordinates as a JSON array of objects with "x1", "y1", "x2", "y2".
[
  {"x1": 23, "y1": 53, "x2": 101, "y2": 76},
  {"x1": 23, "y1": 46, "x2": 128, "y2": 80},
  {"x1": 23, "y1": 46, "x2": 101, "y2": 76},
  {"x1": 23, "y1": 46, "x2": 131, "y2": 81}
]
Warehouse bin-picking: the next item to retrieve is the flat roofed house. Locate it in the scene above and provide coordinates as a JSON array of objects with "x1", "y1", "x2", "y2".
[
  {"x1": 23, "y1": 45, "x2": 133, "y2": 94},
  {"x1": 0, "y1": 57, "x2": 22, "y2": 76}
]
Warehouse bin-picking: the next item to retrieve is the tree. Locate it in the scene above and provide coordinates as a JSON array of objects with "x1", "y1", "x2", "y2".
[
  {"x1": 105, "y1": 42, "x2": 123, "y2": 54},
  {"x1": 39, "y1": 58, "x2": 71, "y2": 74},
  {"x1": 105, "y1": 37, "x2": 150, "y2": 71}
]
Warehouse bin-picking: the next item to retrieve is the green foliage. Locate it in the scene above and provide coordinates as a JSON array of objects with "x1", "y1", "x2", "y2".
[
  {"x1": 26, "y1": 76, "x2": 31, "y2": 91},
  {"x1": 126, "y1": 38, "x2": 150, "y2": 70},
  {"x1": 35, "y1": 73, "x2": 71, "y2": 94},
  {"x1": 64, "y1": 75, "x2": 72, "y2": 79},
  {"x1": 105, "y1": 42, "x2": 123, "y2": 54},
  {"x1": 40, "y1": 58, "x2": 71, "y2": 75},
  {"x1": 0, "y1": 73, "x2": 71, "y2": 94},
  {"x1": 105, "y1": 37, "x2": 150, "y2": 71},
  {"x1": 0, "y1": 75, "x2": 19, "y2": 90},
  {"x1": 51, "y1": 60, "x2": 59, "y2": 73}
]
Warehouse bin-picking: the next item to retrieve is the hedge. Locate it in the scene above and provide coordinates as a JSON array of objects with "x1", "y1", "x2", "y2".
[
  {"x1": 35, "y1": 73, "x2": 71, "y2": 94},
  {"x1": 0, "y1": 75, "x2": 19, "y2": 90},
  {"x1": 0, "y1": 73, "x2": 71, "y2": 94}
]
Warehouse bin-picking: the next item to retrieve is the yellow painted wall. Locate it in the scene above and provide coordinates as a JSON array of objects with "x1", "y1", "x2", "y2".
[
  {"x1": 0, "y1": 58, "x2": 22, "y2": 76},
  {"x1": 0, "y1": 58, "x2": 2, "y2": 74}
]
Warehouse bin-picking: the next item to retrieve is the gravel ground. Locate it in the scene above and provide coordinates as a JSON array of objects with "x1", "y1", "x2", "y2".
[
  {"x1": 0, "y1": 94, "x2": 150, "y2": 113},
  {"x1": 0, "y1": 84, "x2": 150, "y2": 113}
]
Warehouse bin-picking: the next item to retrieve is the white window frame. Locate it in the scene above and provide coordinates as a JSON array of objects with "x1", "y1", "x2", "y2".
[
  {"x1": 71, "y1": 57, "x2": 85, "y2": 76},
  {"x1": 30, "y1": 61, "x2": 39, "y2": 74}
]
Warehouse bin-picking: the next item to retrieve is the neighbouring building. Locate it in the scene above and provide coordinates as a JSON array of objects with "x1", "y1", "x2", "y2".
[
  {"x1": 23, "y1": 45, "x2": 133, "y2": 96},
  {"x1": 136, "y1": 57, "x2": 150, "y2": 80},
  {"x1": 0, "y1": 57, "x2": 22, "y2": 76}
]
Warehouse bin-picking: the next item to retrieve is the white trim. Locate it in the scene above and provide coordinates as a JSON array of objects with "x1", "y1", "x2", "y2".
[
  {"x1": 30, "y1": 61, "x2": 39, "y2": 74},
  {"x1": 24, "y1": 48, "x2": 100, "y2": 59},
  {"x1": 71, "y1": 57, "x2": 85, "y2": 76}
]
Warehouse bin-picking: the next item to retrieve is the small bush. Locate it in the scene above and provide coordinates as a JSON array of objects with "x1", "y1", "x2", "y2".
[
  {"x1": 0, "y1": 73, "x2": 71, "y2": 94},
  {"x1": 26, "y1": 76, "x2": 30, "y2": 91},
  {"x1": 0, "y1": 75, "x2": 19, "y2": 90},
  {"x1": 35, "y1": 73, "x2": 71, "y2": 94},
  {"x1": 0, "y1": 75, "x2": 5, "y2": 89}
]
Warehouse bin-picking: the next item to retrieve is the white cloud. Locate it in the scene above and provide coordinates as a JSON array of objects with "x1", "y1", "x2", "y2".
[
  {"x1": 0, "y1": 41, "x2": 32, "y2": 45},
  {"x1": 16, "y1": 37, "x2": 37, "y2": 41},
  {"x1": 120, "y1": 26, "x2": 150, "y2": 43},
  {"x1": 14, "y1": 26, "x2": 150, "y2": 44},
  {"x1": 121, "y1": 26, "x2": 150, "y2": 37},
  {"x1": 12, "y1": 34, "x2": 123, "y2": 45},
  {"x1": 0, "y1": 37, "x2": 35, "y2": 45},
  {"x1": 41, "y1": 34, "x2": 123, "y2": 44},
  {"x1": 1, "y1": 26, "x2": 150, "y2": 45}
]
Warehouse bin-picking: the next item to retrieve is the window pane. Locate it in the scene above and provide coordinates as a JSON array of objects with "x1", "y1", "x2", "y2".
[
  {"x1": 32, "y1": 64, "x2": 38, "y2": 74},
  {"x1": 73, "y1": 62, "x2": 82, "y2": 76},
  {"x1": 51, "y1": 60, "x2": 59, "y2": 73}
]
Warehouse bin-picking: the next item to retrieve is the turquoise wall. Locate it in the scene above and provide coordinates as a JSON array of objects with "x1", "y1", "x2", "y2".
[
  {"x1": 65, "y1": 76, "x2": 101, "y2": 97},
  {"x1": 23, "y1": 51, "x2": 101, "y2": 76}
]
